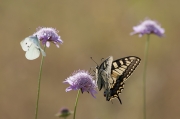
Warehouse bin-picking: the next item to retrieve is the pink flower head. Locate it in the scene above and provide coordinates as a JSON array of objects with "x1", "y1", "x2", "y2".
[
  {"x1": 33, "y1": 27, "x2": 63, "y2": 48},
  {"x1": 63, "y1": 70, "x2": 97, "y2": 98},
  {"x1": 130, "y1": 19, "x2": 165, "y2": 37}
]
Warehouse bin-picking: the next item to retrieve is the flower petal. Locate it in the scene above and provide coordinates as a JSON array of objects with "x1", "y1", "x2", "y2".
[{"x1": 46, "y1": 41, "x2": 50, "y2": 47}]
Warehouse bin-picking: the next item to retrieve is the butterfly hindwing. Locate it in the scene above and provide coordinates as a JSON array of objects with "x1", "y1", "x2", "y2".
[
  {"x1": 96, "y1": 56, "x2": 113, "y2": 91},
  {"x1": 96, "y1": 56, "x2": 113, "y2": 100},
  {"x1": 25, "y1": 43, "x2": 40, "y2": 60}
]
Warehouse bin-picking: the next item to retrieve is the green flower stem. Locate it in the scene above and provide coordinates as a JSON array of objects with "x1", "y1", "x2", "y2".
[
  {"x1": 143, "y1": 35, "x2": 150, "y2": 119},
  {"x1": 35, "y1": 46, "x2": 46, "y2": 119},
  {"x1": 73, "y1": 89, "x2": 80, "y2": 119}
]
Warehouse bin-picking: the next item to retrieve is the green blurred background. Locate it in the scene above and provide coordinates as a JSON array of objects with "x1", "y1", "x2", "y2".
[{"x1": 1, "y1": 0, "x2": 180, "y2": 119}]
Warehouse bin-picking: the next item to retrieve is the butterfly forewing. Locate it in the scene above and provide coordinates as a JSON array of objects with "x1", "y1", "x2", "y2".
[
  {"x1": 20, "y1": 38, "x2": 32, "y2": 51},
  {"x1": 107, "y1": 56, "x2": 141, "y2": 103},
  {"x1": 111, "y1": 56, "x2": 141, "y2": 85}
]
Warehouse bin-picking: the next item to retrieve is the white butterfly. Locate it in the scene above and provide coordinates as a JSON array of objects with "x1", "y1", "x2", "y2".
[{"x1": 20, "y1": 36, "x2": 46, "y2": 60}]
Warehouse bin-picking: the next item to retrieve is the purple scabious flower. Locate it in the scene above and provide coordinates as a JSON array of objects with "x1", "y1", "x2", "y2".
[
  {"x1": 55, "y1": 107, "x2": 72, "y2": 118},
  {"x1": 130, "y1": 19, "x2": 165, "y2": 37},
  {"x1": 63, "y1": 70, "x2": 97, "y2": 98},
  {"x1": 33, "y1": 27, "x2": 63, "y2": 48}
]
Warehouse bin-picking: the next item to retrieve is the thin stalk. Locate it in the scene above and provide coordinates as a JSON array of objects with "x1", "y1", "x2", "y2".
[
  {"x1": 35, "y1": 46, "x2": 46, "y2": 119},
  {"x1": 143, "y1": 35, "x2": 150, "y2": 119},
  {"x1": 73, "y1": 89, "x2": 80, "y2": 119}
]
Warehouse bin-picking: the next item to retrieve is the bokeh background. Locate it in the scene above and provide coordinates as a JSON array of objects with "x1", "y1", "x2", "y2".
[{"x1": 1, "y1": 0, "x2": 180, "y2": 119}]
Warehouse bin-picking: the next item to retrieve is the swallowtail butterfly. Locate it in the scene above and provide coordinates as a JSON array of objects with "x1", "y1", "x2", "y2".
[{"x1": 96, "y1": 56, "x2": 141, "y2": 104}]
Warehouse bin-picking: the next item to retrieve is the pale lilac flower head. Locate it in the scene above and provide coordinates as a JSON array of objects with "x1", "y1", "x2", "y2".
[
  {"x1": 63, "y1": 70, "x2": 97, "y2": 98},
  {"x1": 130, "y1": 19, "x2": 165, "y2": 37},
  {"x1": 33, "y1": 27, "x2": 63, "y2": 48}
]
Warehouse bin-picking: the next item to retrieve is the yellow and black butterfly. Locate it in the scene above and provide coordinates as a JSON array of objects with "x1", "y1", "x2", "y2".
[{"x1": 96, "y1": 56, "x2": 141, "y2": 104}]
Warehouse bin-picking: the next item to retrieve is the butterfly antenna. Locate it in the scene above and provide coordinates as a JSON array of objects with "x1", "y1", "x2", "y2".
[{"x1": 90, "y1": 57, "x2": 98, "y2": 66}]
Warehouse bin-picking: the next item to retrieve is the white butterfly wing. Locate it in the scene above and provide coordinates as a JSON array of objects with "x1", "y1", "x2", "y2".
[
  {"x1": 30, "y1": 36, "x2": 40, "y2": 47},
  {"x1": 20, "y1": 36, "x2": 46, "y2": 60},
  {"x1": 20, "y1": 37, "x2": 32, "y2": 51},
  {"x1": 25, "y1": 43, "x2": 40, "y2": 60},
  {"x1": 30, "y1": 36, "x2": 46, "y2": 57},
  {"x1": 40, "y1": 49, "x2": 46, "y2": 57}
]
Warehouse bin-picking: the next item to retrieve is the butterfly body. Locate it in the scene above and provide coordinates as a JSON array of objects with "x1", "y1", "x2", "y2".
[
  {"x1": 96, "y1": 56, "x2": 141, "y2": 104},
  {"x1": 20, "y1": 36, "x2": 46, "y2": 60}
]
